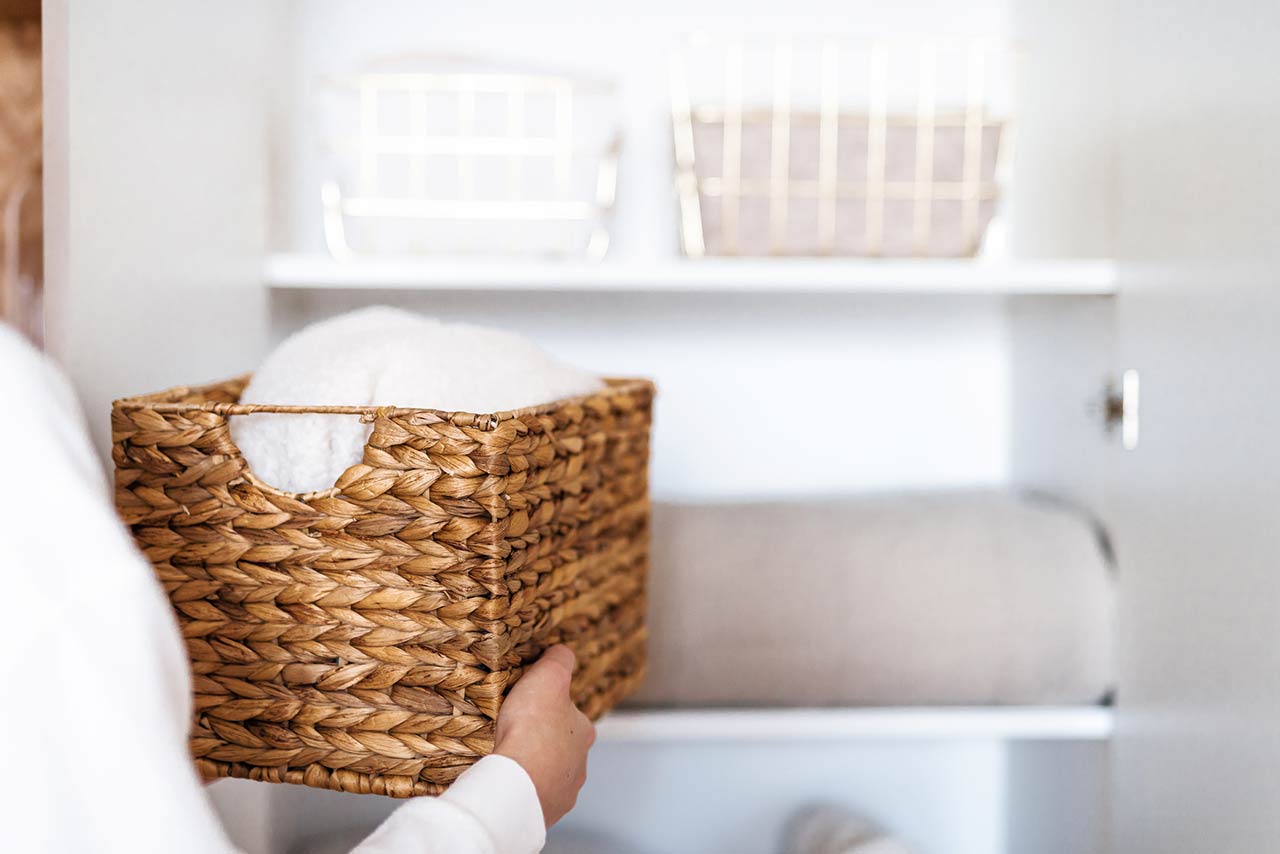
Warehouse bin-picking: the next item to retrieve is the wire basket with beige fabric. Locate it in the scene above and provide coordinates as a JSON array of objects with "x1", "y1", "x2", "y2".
[
  {"x1": 112, "y1": 376, "x2": 654, "y2": 797},
  {"x1": 670, "y1": 39, "x2": 1014, "y2": 258}
]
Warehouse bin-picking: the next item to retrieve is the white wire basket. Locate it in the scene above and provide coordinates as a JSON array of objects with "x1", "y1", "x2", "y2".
[
  {"x1": 670, "y1": 39, "x2": 1014, "y2": 258},
  {"x1": 317, "y1": 56, "x2": 621, "y2": 260}
]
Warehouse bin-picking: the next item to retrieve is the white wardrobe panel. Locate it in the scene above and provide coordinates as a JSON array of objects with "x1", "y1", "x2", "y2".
[
  {"x1": 553, "y1": 739, "x2": 1107, "y2": 854},
  {"x1": 1007, "y1": 0, "x2": 1116, "y2": 258},
  {"x1": 1007, "y1": 294, "x2": 1116, "y2": 512},
  {"x1": 43, "y1": 0, "x2": 279, "y2": 457},
  {"x1": 1109, "y1": 0, "x2": 1280, "y2": 850}
]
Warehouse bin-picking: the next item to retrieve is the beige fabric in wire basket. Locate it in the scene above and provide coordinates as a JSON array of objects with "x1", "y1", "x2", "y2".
[
  {"x1": 687, "y1": 113, "x2": 1003, "y2": 257},
  {"x1": 671, "y1": 41, "x2": 1011, "y2": 258},
  {"x1": 112, "y1": 375, "x2": 654, "y2": 797}
]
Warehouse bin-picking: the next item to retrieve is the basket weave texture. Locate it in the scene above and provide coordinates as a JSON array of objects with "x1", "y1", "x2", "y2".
[{"x1": 112, "y1": 375, "x2": 653, "y2": 798}]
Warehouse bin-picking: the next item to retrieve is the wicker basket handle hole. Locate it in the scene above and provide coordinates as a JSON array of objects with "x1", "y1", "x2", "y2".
[{"x1": 226, "y1": 407, "x2": 381, "y2": 501}]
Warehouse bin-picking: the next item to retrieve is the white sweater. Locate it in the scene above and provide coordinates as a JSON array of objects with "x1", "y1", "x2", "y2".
[{"x1": 0, "y1": 324, "x2": 546, "y2": 854}]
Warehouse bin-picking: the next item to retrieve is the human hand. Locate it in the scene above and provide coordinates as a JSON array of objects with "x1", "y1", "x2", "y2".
[{"x1": 494, "y1": 645, "x2": 596, "y2": 828}]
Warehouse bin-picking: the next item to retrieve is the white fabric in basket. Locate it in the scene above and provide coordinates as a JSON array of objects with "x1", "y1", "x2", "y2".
[{"x1": 232, "y1": 307, "x2": 603, "y2": 494}]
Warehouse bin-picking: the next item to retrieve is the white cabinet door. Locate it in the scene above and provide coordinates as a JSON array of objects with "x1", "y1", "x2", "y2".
[{"x1": 1109, "y1": 2, "x2": 1280, "y2": 851}]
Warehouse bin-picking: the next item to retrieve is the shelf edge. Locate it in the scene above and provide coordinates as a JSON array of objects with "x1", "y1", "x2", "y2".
[
  {"x1": 593, "y1": 706, "x2": 1114, "y2": 742},
  {"x1": 263, "y1": 254, "x2": 1119, "y2": 295}
]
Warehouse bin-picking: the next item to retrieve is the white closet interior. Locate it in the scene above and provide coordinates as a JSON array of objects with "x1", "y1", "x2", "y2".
[{"x1": 44, "y1": 0, "x2": 1280, "y2": 851}]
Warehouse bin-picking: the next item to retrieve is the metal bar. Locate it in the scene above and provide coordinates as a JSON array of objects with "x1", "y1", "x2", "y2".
[
  {"x1": 692, "y1": 105, "x2": 986, "y2": 126},
  {"x1": 409, "y1": 84, "x2": 427, "y2": 195},
  {"x1": 507, "y1": 84, "x2": 525, "y2": 202},
  {"x1": 457, "y1": 80, "x2": 476, "y2": 200},
  {"x1": 320, "y1": 180, "x2": 353, "y2": 259},
  {"x1": 817, "y1": 42, "x2": 840, "y2": 253},
  {"x1": 359, "y1": 78, "x2": 379, "y2": 196},
  {"x1": 669, "y1": 54, "x2": 705, "y2": 256},
  {"x1": 587, "y1": 134, "x2": 622, "y2": 259},
  {"x1": 700, "y1": 177, "x2": 1000, "y2": 200},
  {"x1": 722, "y1": 43, "x2": 744, "y2": 255},
  {"x1": 342, "y1": 197, "x2": 595, "y2": 220},
  {"x1": 866, "y1": 42, "x2": 888, "y2": 256},
  {"x1": 961, "y1": 41, "x2": 987, "y2": 253},
  {"x1": 359, "y1": 71, "x2": 612, "y2": 95},
  {"x1": 363, "y1": 136, "x2": 564, "y2": 156},
  {"x1": 554, "y1": 81, "x2": 573, "y2": 201},
  {"x1": 912, "y1": 41, "x2": 937, "y2": 256},
  {"x1": 595, "y1": 135, "x2": 621, "y2": 210},
  {"x1": 769, "y1": 43, "x2": 793, "y2": 254}
]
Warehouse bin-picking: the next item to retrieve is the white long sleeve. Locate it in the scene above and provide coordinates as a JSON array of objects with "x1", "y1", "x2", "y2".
[
  {"x1": 0, "y1": 325, "x2": 546, "y2": 854},
  {"x1": 353, "y1": 755, "x2": 545, "y2": 854}
]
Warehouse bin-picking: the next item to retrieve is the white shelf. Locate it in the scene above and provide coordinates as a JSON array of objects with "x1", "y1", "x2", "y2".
[
  {"x1": 264, "y1": 254, "x2": 1118, "y2": 296},
  {"x1": 595, "y1": 706, "x2": 1113, "y2": 742}
]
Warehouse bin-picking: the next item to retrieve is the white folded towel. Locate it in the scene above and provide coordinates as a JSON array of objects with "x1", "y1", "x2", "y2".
[
  {"x1": 783, "y1": 805, "x2": 916, "y2": 854},
  {"x1": 230, "y1": 306, "x2": 603, "y2": 494}
]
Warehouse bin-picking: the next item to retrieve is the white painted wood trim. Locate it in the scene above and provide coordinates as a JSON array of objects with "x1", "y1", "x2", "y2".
[
  {"x1": 264, "y1": 253, "x2": 1118, "y2": 295},
  {"x1": 594, "y1": 706, "x2": 1114, "y2": 742}
]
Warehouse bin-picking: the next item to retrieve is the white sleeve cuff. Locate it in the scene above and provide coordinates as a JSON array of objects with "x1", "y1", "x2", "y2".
[{"x1": 441, "y1": 754, "x2": 547, "y2": 854}]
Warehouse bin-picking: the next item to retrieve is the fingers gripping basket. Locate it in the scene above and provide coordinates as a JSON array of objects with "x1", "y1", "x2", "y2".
[{"x1": 111, "y1": 376, "x2": 654, "y2": 798}]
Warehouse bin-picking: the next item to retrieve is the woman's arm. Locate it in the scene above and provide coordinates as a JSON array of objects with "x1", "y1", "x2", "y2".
[
  {"x1": 352, "y1": 646, "x2": 594, "y2": 854},
  {"x1": 0, "y1": 325, "x2": 591, "y2": 854}
]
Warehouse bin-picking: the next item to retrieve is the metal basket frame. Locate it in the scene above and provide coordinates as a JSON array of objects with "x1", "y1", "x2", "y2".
[
  {"x1": 670, "y1": 39, "x2": 1015, "y2": 257},
  {"x1": 320, "y1": 60, "x2": 622, "y2": 260}
]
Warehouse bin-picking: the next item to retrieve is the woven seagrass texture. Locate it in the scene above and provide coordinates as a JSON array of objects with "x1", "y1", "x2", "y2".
[{"x1": 112, "y1": 375, "x2": 653, "y2": 798}]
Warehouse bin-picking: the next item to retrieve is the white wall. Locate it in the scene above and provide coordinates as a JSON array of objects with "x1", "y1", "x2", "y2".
[
  {"x1": 43, "y1": 0, "x2": 278, "y2": 456},
  {"x1": 1006, "y1": 0, "x2": 1115, "y2": 258},
  {"x1": 1108, "y1": 0, "x2": 1280, "y2": 850},
  {"x1": 275, "y1": 289, "x2": 1010, "y2": 500}
]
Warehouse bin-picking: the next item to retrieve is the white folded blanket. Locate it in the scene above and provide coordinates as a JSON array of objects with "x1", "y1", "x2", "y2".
[{"x1": 231, "y1": 307, "x2": 603, "y2": 494}]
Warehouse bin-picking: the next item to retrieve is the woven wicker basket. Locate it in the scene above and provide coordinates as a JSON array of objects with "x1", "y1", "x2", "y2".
[{"x1": 112, "y1": 375, "x2": 654, "y2": 798}]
